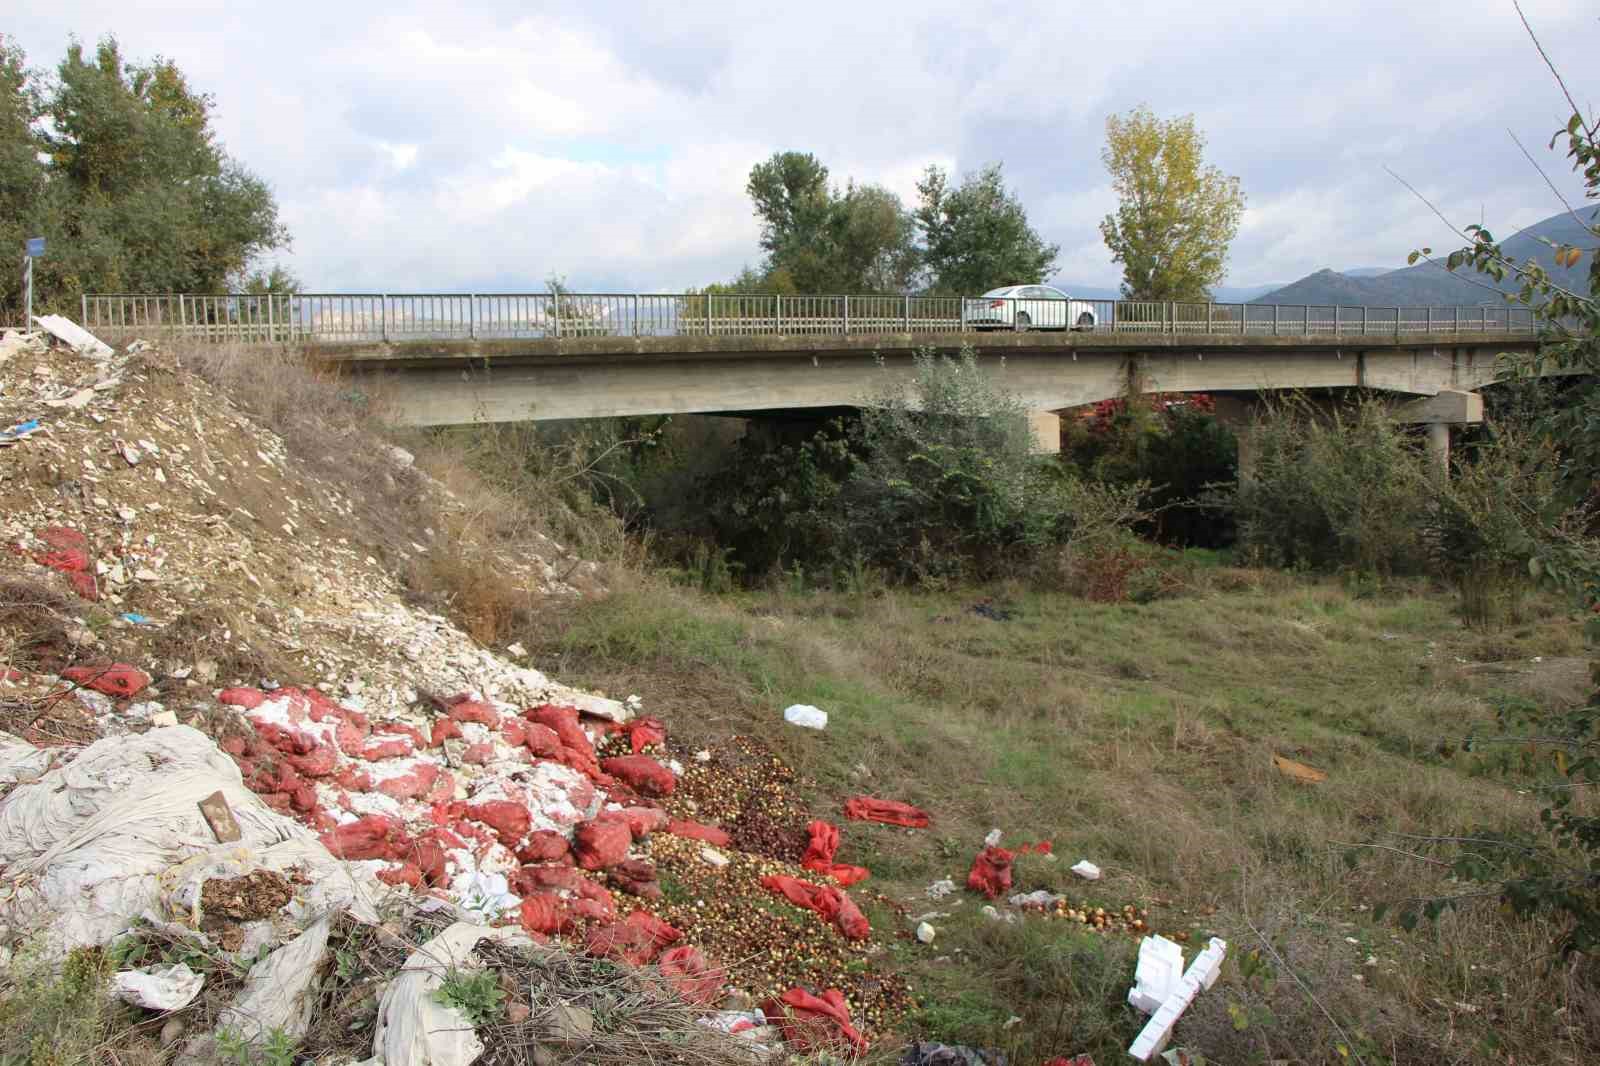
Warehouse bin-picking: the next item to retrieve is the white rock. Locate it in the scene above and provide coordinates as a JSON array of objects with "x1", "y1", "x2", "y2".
[
  {"x1": 506, "y1": 642, "x2": 527, "y2": 657},
  {"x1": 693, "y1": 749, "x2": 712, "y2": 763},
  {"x1": 783, "y1": 704, "x2": 827, "y2": 730}
]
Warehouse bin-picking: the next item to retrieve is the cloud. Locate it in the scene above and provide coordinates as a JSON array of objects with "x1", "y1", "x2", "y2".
[{"x1": 12, "y1": 0, "x2": 1595, "y2": 292}]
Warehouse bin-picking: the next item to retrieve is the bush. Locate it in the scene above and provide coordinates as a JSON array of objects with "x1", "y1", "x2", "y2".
[
  {"x1": 1427, "y1": 424, "x2": 1566, "y2": 628},
  {"x1": 838, "y1": 348, "x2": 1094, "y2": 582},
  {"x1": 1065, "y1": 393, "x2": 1237, "y2": 547},
  {"x1": 1233, "y1": 396, "x2": 1430, "y2": 575}
]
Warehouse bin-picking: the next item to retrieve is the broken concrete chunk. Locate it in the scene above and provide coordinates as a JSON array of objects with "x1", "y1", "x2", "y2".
[{"x1": 31, "y1": 314, "x2": 114, "y2": 359}]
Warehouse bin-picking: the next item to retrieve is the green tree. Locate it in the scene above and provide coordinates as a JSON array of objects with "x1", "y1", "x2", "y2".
[
  {"x1": 0, "y1": 35, "x2": 46, "y2": 317},
  {"x1": 1099, "y1": 105, "x2": 1245, "y2": 301},
  {"x1": 914, "y1": 163, "x2": 1058, "y2": 294},
  {"x1": 14, "y1": 36, "x2": 289, "y2": 314},
  {"x1": 743, "y1": 151, "x2": 918, "y2": 293}
]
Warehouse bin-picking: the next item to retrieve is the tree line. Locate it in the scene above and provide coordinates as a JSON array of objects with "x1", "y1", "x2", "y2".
[
  {"x1": 2, "y1": 31, "x2": 1248, "y2": 319},
  {"x1": 1, "y1": 34, "x2": 292, "y2": 320},
  {"x1": 709, "y1": 107, "x2": 1245, "y2": 301}
]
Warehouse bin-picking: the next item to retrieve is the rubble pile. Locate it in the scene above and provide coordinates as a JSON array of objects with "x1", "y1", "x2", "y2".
[{"x1": 0, "y1": 328, "x2": 910, "y2": 1062}]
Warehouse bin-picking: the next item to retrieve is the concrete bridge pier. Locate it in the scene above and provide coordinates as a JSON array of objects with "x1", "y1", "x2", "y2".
[{"x1": 1028, "y1": 410, "x2": 1063, "y2": 454}]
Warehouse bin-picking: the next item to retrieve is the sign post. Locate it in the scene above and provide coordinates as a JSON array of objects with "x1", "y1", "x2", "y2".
[{"x1": 23, "y1": 238, "x2": 44, "y2": 327}]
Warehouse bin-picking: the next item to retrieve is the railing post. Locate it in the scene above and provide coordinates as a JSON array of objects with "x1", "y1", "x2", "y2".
[
  {"x1": 960, "y1": 295, "x2": 967, "y2": 332},
  {"x1": 1361, "y1": 306, "x2": 1368, "y2": 336},
  {"x1": 1272, "y1": 304, "x2": 1279, "y2": 336},
  {"x1": 843, "y1": 295, "x2": 849, "y2": 335},
  {"x1": 80, "y1": 294, "x2": 87, "y2": 328},
  {"x1": 1426, "y1": 306, "x2": 1433, "y2": 333},
  {"x1": 178, "y1": 294, "x2": 187, "y2": 336},
  {"x1": 553, "y1": 292, "x2": 561, "y2": 338},
  {"x1": 1206, "y1": 302, "x2": 1212, "y2": 334},
  {"x1": 468, "y1": 294, "x2": 476, "y2": 339},
  {"x1": 633, "y1": 295, "x2": 640, "y2": 337},
  {"x1": 381, "y1": 295, "x2": 388, "y2": 341},
  {"x1": 904, "y1": 294, "x2": 911, "y2": 332},
  {"x1": 1394, "y1": 307, "x2": 1400, "y2": 340},
  {"x1": 775, "y1": 294, "x2": 782, "y2": 334},
  {"x1": 1455, "y1": 306, "x2": 1460, "y2": 334}
]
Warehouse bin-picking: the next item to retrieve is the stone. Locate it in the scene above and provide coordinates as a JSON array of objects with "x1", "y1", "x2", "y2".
[{"x1": 544, "y1": 1004, "x2": 593, "y2": 1044}]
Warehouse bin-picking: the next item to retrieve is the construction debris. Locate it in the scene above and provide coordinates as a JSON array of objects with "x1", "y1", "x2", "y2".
[{"x1": 29, "y1": 314, "x2": 114, "y2": 359}]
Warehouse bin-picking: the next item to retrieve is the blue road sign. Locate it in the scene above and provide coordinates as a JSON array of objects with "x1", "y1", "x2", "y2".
[{"x1": 25, "y1": 238, "x2": 44, "y2": 257}]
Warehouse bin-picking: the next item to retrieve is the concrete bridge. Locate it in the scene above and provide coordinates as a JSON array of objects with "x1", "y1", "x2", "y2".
[{"x1": 83, "y1": 291, "x2": 1543, "y2": 455}]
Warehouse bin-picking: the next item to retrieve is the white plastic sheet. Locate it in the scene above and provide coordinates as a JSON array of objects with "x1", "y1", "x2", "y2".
[
  {"x1": 369, "y1": 921, "x2": 534, "y2": 1066},
  {"x1": 0, "y1": 725, "x2": 385, "y2": 955},
  {"x1": 215, "y1": 917, "x2": 331, "y2": 1045},
  {"x1": 111, "y1": 962, "x2": 205, "y2": 1010},
  {"x1": 783, "y1": 704, "x2": 828, "y2": 730}
]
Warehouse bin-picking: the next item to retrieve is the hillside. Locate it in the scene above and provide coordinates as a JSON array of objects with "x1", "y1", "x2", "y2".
[{"x1": 1253, "y1": 207, "x2": 1596, "y2": 305}]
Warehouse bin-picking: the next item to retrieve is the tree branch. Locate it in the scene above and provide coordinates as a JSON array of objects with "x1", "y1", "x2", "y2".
[{"x1": 1514, "y1": 0, "x2": 1597, "y2": 141}]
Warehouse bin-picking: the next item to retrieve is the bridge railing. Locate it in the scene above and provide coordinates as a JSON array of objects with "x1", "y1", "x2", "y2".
[{"x1": 80, "y1": 292, "x2": 1541, "y2": 344}]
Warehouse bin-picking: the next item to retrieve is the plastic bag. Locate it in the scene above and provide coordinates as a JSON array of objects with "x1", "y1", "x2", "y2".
[
  {"x1": 966, "y1": 846, "x2": 1015, "y2": 899},
  {"x1": 599, "y1": 754, "x2": 675, "y2": 797},
  {"x1": 801, "y1": 820, "x2": 869, "y2": 886},
  {"x1": 759, "y1": 874, "x2": 870, "y2": 940},
  {"x1": 665, "y1": 819, "x2": 731, "y2": 846},
  {"x1": 110, "y1": 962, "x2": 204, "y2": 1010},
  {"x1": 760, "y1": 987, "x2": 867, "y2": 1055},
  {"x1": 844, "y1": 796, "x2": 930, "y2": 828},
  {"x1": 659, "y1": 945, "x2": 724, "y2": 1004}
]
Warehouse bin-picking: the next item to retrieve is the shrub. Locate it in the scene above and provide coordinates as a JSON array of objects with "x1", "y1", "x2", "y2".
[
  {"x1": 1233, "y1": 396, "x2": 1429, "y2": 575},
  {"x1": 1065, "y1": 392, "x2": 1237, "y2": 547},
  {"x1": 838, "y1": 348, "x2": 1090, "y2": 581},
  {"x1": 1426, "y1": 424, "x2": 1566, "y2": 628}
]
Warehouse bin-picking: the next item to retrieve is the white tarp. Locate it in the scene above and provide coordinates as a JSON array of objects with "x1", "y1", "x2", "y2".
[
  {"x1": 365, "y1": 922, "x2": 533, "y2": 1066},
  {"x1": 30, "y1": 315, "x2": 113, "y2": 359},
  {"x1": 111, "y1": 962, "x2": 205, "y2": 1010},
  {"x1": 215, "y1": 916, "x2": 331, "y2": 1044},
  {"x1": 0, "y1": 725, "x2": 385, "y2": 956}
]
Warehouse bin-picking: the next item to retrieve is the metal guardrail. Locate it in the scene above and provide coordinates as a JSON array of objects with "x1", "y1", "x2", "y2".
[{"x1": 80, "y1": 292, "x2": 1541, "y2": 344}]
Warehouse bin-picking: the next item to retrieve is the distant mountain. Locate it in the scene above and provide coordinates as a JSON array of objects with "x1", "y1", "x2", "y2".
[
  {"x1": 1251, "y1": 208, "x2": 1595, "y2": 306},
  {"x1": 1343, "y1": 267, "x2": 1392, "y2": 278}
]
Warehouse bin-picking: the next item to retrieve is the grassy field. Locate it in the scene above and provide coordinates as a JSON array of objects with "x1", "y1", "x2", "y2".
[{"x1": 521, "y1": 562, "x2": 1598, "y2": 1065}]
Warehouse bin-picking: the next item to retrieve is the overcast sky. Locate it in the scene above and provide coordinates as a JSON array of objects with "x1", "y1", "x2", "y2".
[{"x1": 13, "y1": 1, "x2": 1597, "y2": 293}]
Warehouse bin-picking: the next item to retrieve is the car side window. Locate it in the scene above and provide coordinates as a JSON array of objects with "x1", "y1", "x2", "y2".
[{"x1": 1020, "y1": 286, "x2": 1047, "y2": 298}]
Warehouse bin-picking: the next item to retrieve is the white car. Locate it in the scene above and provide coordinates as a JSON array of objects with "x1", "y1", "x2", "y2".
[{"x1": 965, "y1": 284, "x2": 1098, "y2": 331}]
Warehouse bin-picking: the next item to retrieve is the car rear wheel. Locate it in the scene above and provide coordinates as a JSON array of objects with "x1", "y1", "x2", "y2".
[
  {"x1": 1073, "y1": 311, "x2": 1095, "y2": 331},
  {"x1": 1015, "y1": 311, "x2": 1031, "y2": 331}
]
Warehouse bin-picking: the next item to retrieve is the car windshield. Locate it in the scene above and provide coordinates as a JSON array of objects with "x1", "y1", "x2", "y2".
[{"x1": 980, "y1": 287, "x2": 1017, "y2": 298}]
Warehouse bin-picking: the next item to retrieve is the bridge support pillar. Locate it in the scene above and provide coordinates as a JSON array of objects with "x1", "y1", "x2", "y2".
[
  {"x1": 1027, "y1": 410, "x2": 1062, "y2": 454},
  {"x1": 1424, "y1": 423, "x2": 1450, "y2": 478}
]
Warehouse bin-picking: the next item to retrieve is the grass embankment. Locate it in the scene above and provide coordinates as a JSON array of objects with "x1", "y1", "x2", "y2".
[{"x1": 520, "y1": 565, "x2": 1597, "y2": 1065}]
